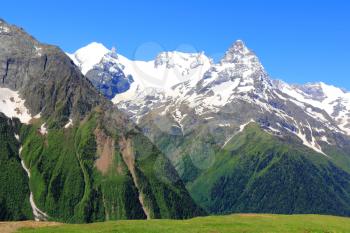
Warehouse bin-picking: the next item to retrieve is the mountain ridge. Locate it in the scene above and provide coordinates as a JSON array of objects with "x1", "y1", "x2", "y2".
[{"x1": 68, "y1": 40, "x2": 350, "y2": 160}]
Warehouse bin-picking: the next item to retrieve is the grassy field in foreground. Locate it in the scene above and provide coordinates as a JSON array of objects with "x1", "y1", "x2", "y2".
[{"x1": 11, "y1": 214, "x2": 350, "y2": 233}]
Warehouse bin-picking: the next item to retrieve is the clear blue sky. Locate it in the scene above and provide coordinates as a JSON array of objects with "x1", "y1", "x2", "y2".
[{"x1": 1, "y1": 0, "x2": 349, "y2": 89}]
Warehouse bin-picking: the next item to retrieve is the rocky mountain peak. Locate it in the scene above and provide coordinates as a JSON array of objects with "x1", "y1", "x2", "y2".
[
  {"x1": 0, "y1": 22, "x2": 106, "y2": 125},
  {"x1": 220, "y1": 40, "x2": 262, "y2": 69},
  {"x1": 193, "y1": 40, "x2": 270, "y2": 99}
]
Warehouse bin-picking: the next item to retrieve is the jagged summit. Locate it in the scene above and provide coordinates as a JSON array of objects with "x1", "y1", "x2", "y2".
[
  {"x1": 220, "y1": 40, "x2": 262, "y2": 70},
  {"x1": 223, "y1": 40, "x2": 249, "y2": 58}
]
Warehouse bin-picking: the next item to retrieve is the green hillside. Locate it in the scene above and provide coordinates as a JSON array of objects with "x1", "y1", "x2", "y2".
[
  {"x1": 17, "y1": 109, "x2": 204, "y2": 223},
  {"x1": 0, "y1": 114, "x2": 32, "y2": 220},
  {"x1": 16, "y1": 214, "x2": 350, "y2": 233},
  {"x1": 188, "y1": 123, "x2": 350, "y2": 216}
]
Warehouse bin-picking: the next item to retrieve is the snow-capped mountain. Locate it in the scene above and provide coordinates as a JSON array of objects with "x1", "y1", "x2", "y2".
[
  {"x1": 67, "y1": 42, "x2": 110, "y2": 75},
  {"x1": 69, "y1": 40, "x2": 350, "y2": 159},
  {"x1": 275, "y1": 81, "x2": 350, "y2": 135},
  {"x1": 67, "y1": 42, "x2": 212, "y2": 101},
  {"x1": 104, "y1": 41, "x2": 350, "y2": 216},
  {"x1": 109, "y1": 41, "x2": 348, "y2": 156}
]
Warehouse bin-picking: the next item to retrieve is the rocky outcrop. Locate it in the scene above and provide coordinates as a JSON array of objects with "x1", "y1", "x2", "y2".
[{"x1": 0, "y1": 19, "x2": 106, "y2": 126}]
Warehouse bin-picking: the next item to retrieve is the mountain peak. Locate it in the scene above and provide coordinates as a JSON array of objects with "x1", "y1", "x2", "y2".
[
  {"x1": 68, "y1": 42, "x2": 110, "y2": 74},
  {"x1": 220, "y1": 40, "x2": 262, "y2": 69},
  {"x1": 81, "y1": 42, "x2": 108, "y2": 51},
  {"x1": 233, "y1": 39, "x2": 248, "y2": 51}
]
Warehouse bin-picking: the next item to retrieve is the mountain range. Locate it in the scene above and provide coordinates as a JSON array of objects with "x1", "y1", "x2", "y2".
[
  {"x1": 1, "y1": 18, "x2": 350, "y2": 223},
  {"x1": 69, "y1": 39, "x2": 350, "y2": 215}
]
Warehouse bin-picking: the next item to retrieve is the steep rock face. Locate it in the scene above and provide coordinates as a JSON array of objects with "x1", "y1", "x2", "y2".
[
  {"x1": 85, "y1": 52, "x2": 134, "y2": 100},
  {"x1": 0, "y1": 19, "x2": 204, "y2": 222},
  {"x1": 0, "y1": 19, "x2": 105, "y2": 127}
]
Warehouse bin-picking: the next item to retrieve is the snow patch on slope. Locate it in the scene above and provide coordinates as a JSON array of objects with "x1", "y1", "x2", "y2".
[
  {"x1": 39, "y1": 123, "x2": 48, "y2": 135},
  {"x1": 172, "y1": 109, "x2": 186, "y2": 133},
  {"x1": 64, "y1": 119, "x2": 73, "y2": 128},
  {"x1": 296, "y1": 128, "x2": 327, "y2": 157},
  {"x1": 277, "y1": 122, "x2": 328, "y2": 157},
  {"x1": 0, "y1": 25, "x2": 10, "y2": 33},
  {"x1": 0, "y1": 87, "x2": 33, "y2": 123},
  {"x1": 222, "y1": 119, "x2": 255, "y2": 148},
  {"x1": 277, "y1": 81, "x2": 350, "y2": 135},
  {"x1": 239, "y1": 119, "x2": 255, "y2": 132}
]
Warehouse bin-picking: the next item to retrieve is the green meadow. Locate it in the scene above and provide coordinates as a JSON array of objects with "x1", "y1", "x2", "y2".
[{"x1": 17, "y1": 214, "x2": 350, "y2": 233}]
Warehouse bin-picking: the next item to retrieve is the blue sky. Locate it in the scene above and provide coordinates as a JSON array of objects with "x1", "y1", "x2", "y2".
[{"x1": 1, "y1": 0, "x2": 349, "y2": 89}]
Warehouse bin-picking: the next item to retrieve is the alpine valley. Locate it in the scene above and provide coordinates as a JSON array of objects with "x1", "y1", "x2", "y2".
[
  {"x1": 68, "y1": 37, "x2": 350, "y2": 216},
  {"x1": 1, "y1": 17, "x2": 350, "y2": 225}
]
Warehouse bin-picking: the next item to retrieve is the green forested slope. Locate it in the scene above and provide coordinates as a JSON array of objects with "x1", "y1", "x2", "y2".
[
  {"x1": 0, "y1": 114, "x2": 32, "y2": 220},
  {"x1": 18, "y1": 110, "x2": 204, "y2": 223},
  {"x1": 189, "y1": 123, "x2": 350, "y2": 216}
]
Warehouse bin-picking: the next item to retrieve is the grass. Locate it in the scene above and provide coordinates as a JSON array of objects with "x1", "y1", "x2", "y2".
[{"x1": 16, "y1": 214, "x2": 350, "y2": 233}]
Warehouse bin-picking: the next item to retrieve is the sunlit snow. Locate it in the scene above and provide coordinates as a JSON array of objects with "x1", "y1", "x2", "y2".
[{"x1": 0, "y1": 87, "x2": 33, "y2": 123}]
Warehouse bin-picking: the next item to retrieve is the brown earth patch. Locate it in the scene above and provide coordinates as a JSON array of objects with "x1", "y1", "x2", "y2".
[{"x1": 94, "y1": 128, "x2": 115, "y2": 175}]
